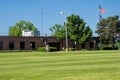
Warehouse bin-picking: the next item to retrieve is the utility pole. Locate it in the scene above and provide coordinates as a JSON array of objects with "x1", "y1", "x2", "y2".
[{"x1": 40, "y1": 0, "x2": 44, "y2": 36}]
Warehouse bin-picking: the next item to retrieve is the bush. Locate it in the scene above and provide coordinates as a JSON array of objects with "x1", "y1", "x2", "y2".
[
  {"x1": 37, "y1": 47, "x2": 46, "y2": 52},
  {"x1": 49, "y1": 47, "x2": 57, "y2": 52},
  {"x1": 37, "y1": 47, "x2": 57, "y2": 52},
  {"x1": 103, "y1": 47, "x2": 118, "y2": 50},
  {"x1": 68, "y1": 48, "x2": 75, "y2": 51}
]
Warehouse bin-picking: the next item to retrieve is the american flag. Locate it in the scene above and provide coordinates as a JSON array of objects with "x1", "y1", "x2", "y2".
[{"x1": 99, "y1": 5, "x2": 106, "y2": 13}]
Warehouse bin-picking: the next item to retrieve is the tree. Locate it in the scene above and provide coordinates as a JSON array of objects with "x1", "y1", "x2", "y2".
[
  {"x1": 49, "y1": 24, "x2": 65, "y2": 40},
  {"x1": 49, "y1": 14, "x2": 93, "y2": 44},
  {"x1": 67, "y1": 14, "x2": 93, "y2": 44},
  {"x1": 96, "y1": 15, "x2": 120, "y2": 49},
  {"x1": 8, "y1": 20, "x2": 38, "y2": 36}
]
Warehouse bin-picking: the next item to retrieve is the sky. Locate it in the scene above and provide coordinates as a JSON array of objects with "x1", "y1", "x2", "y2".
[{"x1": 0, "y1": 0, "x2": 120, "y2": 36}]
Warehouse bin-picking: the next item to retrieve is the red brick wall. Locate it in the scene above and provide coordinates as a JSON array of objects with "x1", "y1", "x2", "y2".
[{"x1": 0, "y1": 36, "x2": 99, "y2": 50}]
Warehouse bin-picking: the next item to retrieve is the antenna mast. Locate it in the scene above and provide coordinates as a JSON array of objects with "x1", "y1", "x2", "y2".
[{"x1": 40, "y1": 0, "x2": 43, "y2": 36}]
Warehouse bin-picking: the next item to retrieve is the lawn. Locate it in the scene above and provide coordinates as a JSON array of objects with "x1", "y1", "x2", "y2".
[{"x1": 0, "y1": 50, "x2": 120, "y2": 80}]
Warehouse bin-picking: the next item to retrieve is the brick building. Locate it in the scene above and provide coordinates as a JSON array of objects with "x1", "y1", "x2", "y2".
[{"x1": 0, "y1": 36, "x2": 99, "y2": 51}]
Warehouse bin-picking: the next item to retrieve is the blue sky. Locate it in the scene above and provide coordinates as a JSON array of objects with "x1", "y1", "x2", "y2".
[{"x1": 0, "y1": 0, "x2": 120, "y2": 36}]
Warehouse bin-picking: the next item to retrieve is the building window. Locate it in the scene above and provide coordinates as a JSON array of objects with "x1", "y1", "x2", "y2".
[
  {"x1": 20, "y1": 42, "x2": 25, "y2": 50},
  {"x1": 0, "y1": 41, "x2": 3, "y2": 50},
  {"x1": 9, "y1": 41, "x2": 14, "y2": 50},
  {"x1": 30, "y1": 42, "x2": 35, "y2": 50}
]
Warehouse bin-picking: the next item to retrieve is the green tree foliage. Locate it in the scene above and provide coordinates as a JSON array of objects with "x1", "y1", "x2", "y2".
[
  {"x1": 67, "y1": 14, "x2": 93, "y2": 44},
  {"x1": 49, "y1": 14, "x2": 93, "y2": 44},
  {"x1": 9, "y1": 20, "x2": 37, "y2": 36},
  {"x1": 96, "y1": 15, "x2": 120, "y2": 49},
  {"x1": 49, "y1": 24, "x2": 65, "y2": 40}
]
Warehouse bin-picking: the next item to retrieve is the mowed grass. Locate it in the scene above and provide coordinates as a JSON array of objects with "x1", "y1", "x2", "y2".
[{"x1": 0, "y1": 51, "x2": 120, "y2": 80}]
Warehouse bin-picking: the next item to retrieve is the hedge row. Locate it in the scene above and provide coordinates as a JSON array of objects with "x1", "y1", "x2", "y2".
[{"x1": 37, "y1": 47, "x2": 57, "y2": 52}]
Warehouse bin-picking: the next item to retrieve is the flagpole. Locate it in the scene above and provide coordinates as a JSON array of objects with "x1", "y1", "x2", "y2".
[
  {"x1": 99, "y1": 12, "x2": 102, "y2": 50},
  {"x1": 98, "y1": 4, "x2": 106, "y2": 50},
  {"x1": 99, "y1": 5, "x2": 102, "y2": 50}
]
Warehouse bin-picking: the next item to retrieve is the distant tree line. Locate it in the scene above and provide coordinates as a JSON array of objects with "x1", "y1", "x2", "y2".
[{"x1": 8, "y1": 14, "x2": 120, "y2": 50}]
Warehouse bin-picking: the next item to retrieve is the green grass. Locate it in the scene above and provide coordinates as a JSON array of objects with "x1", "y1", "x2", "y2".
[{"x1": 0, "y1": 50, "x2": 120, "y2": 80}]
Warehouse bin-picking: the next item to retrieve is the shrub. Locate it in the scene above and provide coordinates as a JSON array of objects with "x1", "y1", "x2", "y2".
[
  {"x1": 37, "y1": 47, "x2": 46, "y2": 52},
  {"x1": 49, "y1": 47, "x2": 57, "y2": 52},
  {"x1": 103, "y1": 47, "x2": 118, "y2": 50},
  {"x1": 68, "y1": 48, "x2": 75, "y2": 51},
  {"x1": 37, "y1": 47, "x2": 58, "y2": 52}
]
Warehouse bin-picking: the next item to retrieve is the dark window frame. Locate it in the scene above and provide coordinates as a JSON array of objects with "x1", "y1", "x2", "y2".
[
  {"x1": 20, "y1": 41, "x2": 25, "y2": 50},
  {"x1": 9, "y1": 41, "x2": 14, "y2": 50},
  {"x1": 0, "y1": 41, "x2": 3, "y2": 50}
]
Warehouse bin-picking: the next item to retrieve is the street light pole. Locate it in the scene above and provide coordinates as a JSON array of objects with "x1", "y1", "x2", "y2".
[{"x1": 60, "y1": 11, "x2": 68, "y2": 52}]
